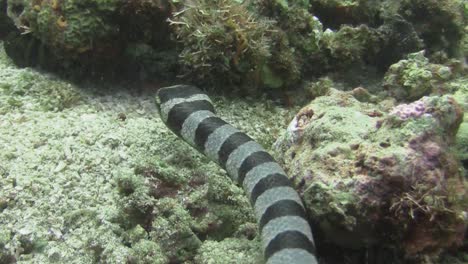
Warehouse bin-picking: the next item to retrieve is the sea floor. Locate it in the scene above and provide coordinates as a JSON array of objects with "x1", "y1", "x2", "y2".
[{"x1": 0, "y1": 41, "x2": 294, "y2": 263}]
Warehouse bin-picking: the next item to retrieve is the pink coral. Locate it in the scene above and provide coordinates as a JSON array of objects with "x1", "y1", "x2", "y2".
[{"x1": 389, "y1": 99, "x2": 429, "y2": 120}]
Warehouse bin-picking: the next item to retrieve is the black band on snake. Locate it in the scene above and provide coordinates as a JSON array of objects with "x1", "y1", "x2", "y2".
[{"x1": 155, "y1": 85, "x2": 318, "y2": 264}]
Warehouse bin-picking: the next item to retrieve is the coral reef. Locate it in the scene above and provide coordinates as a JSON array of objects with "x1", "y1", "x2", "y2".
[
  {"x1": 1, "y1": 0, "x2": 466, "y2": 91},
  {"x1": 274, "y1": 88, "x2": 467, "y2": 260},
  {"x1": 0, "y1": 0, "x2": 467, "y2": 261}
]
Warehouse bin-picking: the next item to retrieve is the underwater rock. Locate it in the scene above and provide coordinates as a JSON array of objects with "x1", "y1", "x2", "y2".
[
  {"x1": 320, "y1": 24, "x2": 382, "y2": 70},
  {"x1": 3, "y1": 31, "x2": 56, "y2": 68},
  {"x1": 390, "y1": 0, "x2": 466, "y2": 58},
  {"x1": 453, "y1": 77, "x2": 468, "y2": 170},
  {"x1": 457, "y1": 121, "x2": 468, "y2": 169},
  {"x1": 2, "y1": 0, "x2": 465, "y2": 91},
  {"x1": 6, "y1": 0, "x2": 123, "y2": 55},
  {"x1": 309, "y1": 0, "x2": 465, "y2": 70},
  {"x1": 0, "y1": 0, "x2": 15, "y2": 39},
  {"x1": 464, "y1": 23, "x2": 468, "y2": 60},
  {"x1": 171, "y1": 0, "x2": 324, "y2": 90},
  {"x1": 171, "y1": 0, "x2": 276, "y2": 90},
  {"x1": 274, "y1": 88, "x2": 467, "y2": 259},
  {"x1": 311, "y1": 0, "x2": 466, "y2": 59},
  {"x1": 383, "y1": 51, "x2": 454, "y2": 102},
  {"x1": 373, "y1": 15, "x2": 424, "y2": 70},
  {"x1": 315, "y1": 17, "x2": 424, "y2": 72},
  {"x1": 309, "y1": 0, "x2": 385, "y2": 29},
  {"x1": 4, "y1": 0, "x2": 175, "y2": 80}
]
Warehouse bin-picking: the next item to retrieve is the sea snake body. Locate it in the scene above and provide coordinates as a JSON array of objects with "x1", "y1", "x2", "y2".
[{"x1": 155, "y1": 85, "x2": 317, "y2": 264}]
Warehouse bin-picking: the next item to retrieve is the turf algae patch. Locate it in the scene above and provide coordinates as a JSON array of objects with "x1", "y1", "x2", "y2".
[{"x1": 194, "y1": 237, "x2": 262, "y2": 264}]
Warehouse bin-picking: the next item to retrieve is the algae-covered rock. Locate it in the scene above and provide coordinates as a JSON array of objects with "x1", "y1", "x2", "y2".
[
  {"x1": 171, "y1": 0, "x2": 275, "y2": 90},
  {"x1": 464, "y1": 26, "x2": 468, "y2": 61},
  {"x1": 274, "y1": 89, "x2": 467, "y2": 259},
  {"x1": 128, "y1": 240, "x2": 168, "y2": 264},
  {"x1": 311, "y1": 0, "x2": 466, "y2": 59},
  {"x1": 320, "y1": 24, "x2": 381, "y2": 69},
  {"x1": 2, "y1": 0, "x2": 466, "y2": 92},
  {"x1": 309, "y1": 0, "x2": 465, "y2": 70},
  {"x1": 457, "y1": 121, "x2": 468, "y2": 166},
  {"x1": 452, "y1": 76, "x2": 468, "y2": 168},
  {"x1": 7, "y1": 0, "x2": 122, "y2": 54},
  {"x1": 383, "y1": 51, "x2": 454, "y2": 102},
  {"x1": 394, "y1": 0, "x2": 466, "y2": 57},
  {"x1": 255, "y1": 0, "x2": 325, "y2": 73},
  {"x1": 171, "y1": 0, "x2": 323, "y2": 90},
  {"x1": 4, "y1": 0, "x2": 176, "y2": 80}
]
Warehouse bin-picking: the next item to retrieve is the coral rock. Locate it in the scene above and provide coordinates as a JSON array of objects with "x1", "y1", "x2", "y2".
[{"x1": 274, "y1": 89, "x2": 467, "y2": 258}]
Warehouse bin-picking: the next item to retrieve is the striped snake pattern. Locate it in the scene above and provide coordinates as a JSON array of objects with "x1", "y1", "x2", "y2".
[{"x1": 155, "y1": 85, "x2": 317, "y2": 264}]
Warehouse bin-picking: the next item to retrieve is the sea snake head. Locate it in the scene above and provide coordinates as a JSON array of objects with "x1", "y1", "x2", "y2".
[{"x1": 155, "y1": 84, "x2": 318, "y2": 264}]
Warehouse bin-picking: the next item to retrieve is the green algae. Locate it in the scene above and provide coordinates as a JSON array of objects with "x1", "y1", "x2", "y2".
[{"x1": 383, "y1": 51, "x2": 455, "y2": 101}]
